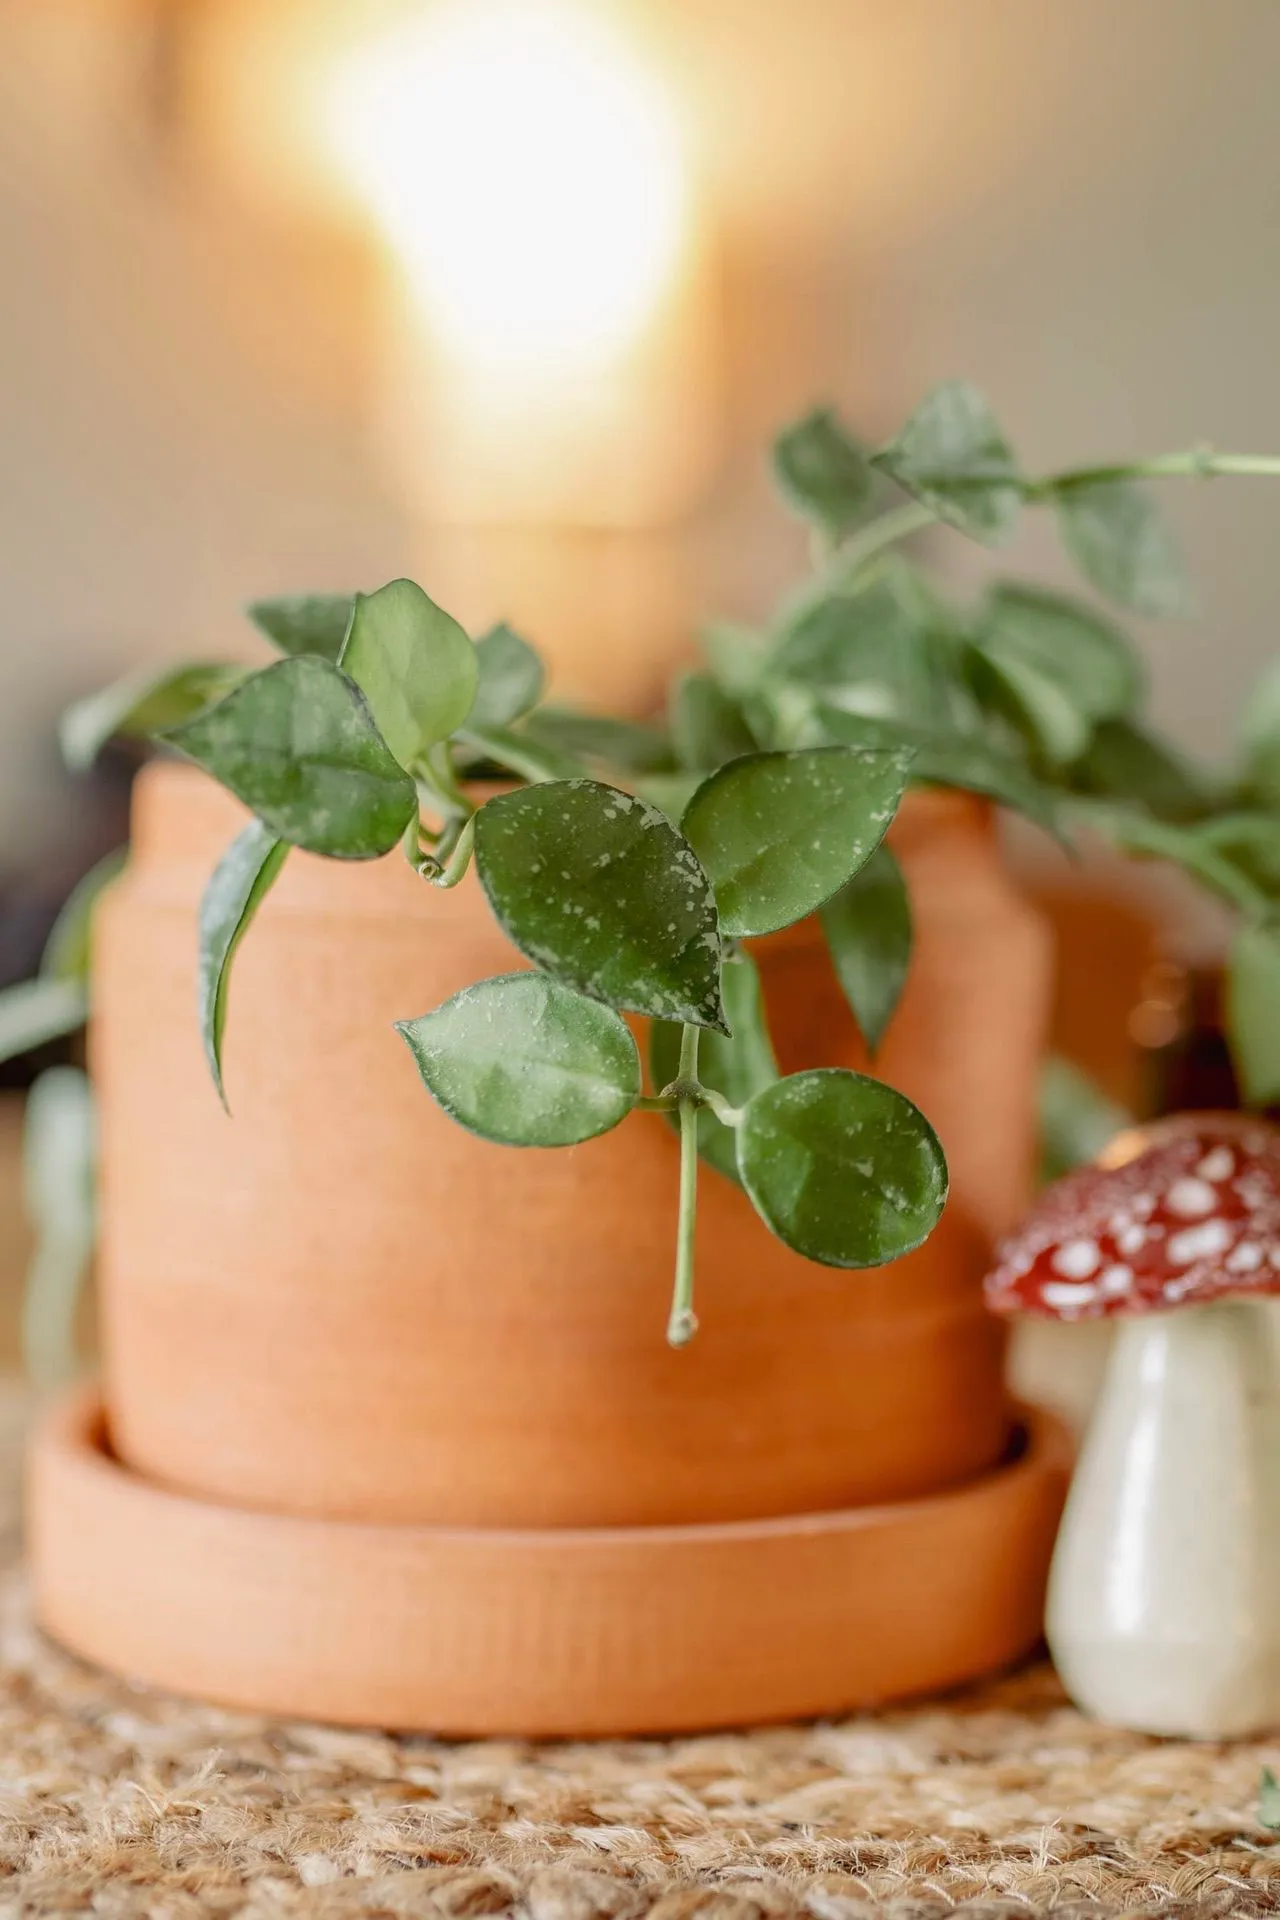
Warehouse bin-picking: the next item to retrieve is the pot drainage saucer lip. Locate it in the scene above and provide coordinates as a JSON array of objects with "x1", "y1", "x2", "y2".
[{"x1": 28, "y1": 1386, "x2": 1070, "y2": 1739}]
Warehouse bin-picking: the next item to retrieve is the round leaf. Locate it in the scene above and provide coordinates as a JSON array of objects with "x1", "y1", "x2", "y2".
[
  {"x1": 339, "y1": 578, "x2": 478, "y2": 769},
  {"x1": 474, "y1": 780, "x2": 726, "y2": 1031},
  {"x1": 198, "y1": 821, "x2": 288, "y2": 1107},
  {"x1": 649, "y1": 951, "x2": 778, "y2": 1184},
  {"x1": 397, "y1": 971, "x2": 640, "y2": 1146},
  {"x1": 737, "y1": 1068, "x2": 948, "y2": 1267},
  {"x1": 871, "y1": 381, "x2": 1022, "y2": 544},
  {"x1": 164, "y1": 656, "x2": 417, "y2": 859},
  {"x1": 682, "y1": 746, "x2": 912, "y2": 938},
  {"x1": 1054, "y1": 478, "x2": 1189, "y2": 616},
  {"x1": 469, "y1": 623, "x2": 545, "y2": 730},
  {"x1": 819, "y1": 843, "x2": 912, "y2": 1055},
  {"x1": 247, "y1": 594, "x2": 355, "y2": 660}
]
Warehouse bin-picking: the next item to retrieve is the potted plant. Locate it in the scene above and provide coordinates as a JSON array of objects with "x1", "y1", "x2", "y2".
[{"x1": 14, "y1": 382, "x2": 1280, "y2": 1735}]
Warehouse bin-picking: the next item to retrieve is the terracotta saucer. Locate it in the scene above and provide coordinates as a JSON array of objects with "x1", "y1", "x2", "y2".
[{"x1": 28, "y1": 1388, "x2": 1069, "y2": 1738}]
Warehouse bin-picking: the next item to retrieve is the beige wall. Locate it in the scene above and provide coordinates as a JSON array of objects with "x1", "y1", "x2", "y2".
[{"x1": 3, "y1": 0, "x2": 1279, "y2": 870}]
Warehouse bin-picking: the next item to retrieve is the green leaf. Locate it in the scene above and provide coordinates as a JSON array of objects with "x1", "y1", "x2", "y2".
[
  {"x1": 197, "y1": 821, "x2": 288, "y2": 1106},
  {"x1": 339, "y1": 578, "x2": 478, "y2": 769},
  {"x1": 649, "y1": 950, "x2": 778, "y2": 1183},
  {"x1": 474, "y1": 780, "x2": 726, "y2": 1031},
  {"x1": 21, "y1": 1065, "x2": 97, "y2": 1392},
  {"x1": 398, "y1": 971, "x2": 640, "y2": 1146},
  {"x1": 633, "y1": 771, "x2": 707, "y2": 826},
  {"x1": 1259, "y1": 1767, "x2": 1280, "y2": 1832},
  {"x1": 60, "y1": 663, "x2": 243, "y2": 772},
  {"x1": 1227, "y1": 920, "x2": 1280, "y2": 1107},
  {"x1": 1193, "y1": 814, "x2": 1280, "y2": 899},
  {"x1": 737, "y1": 1068, "x2": 948, "y2": 1267},
  {"x1": 772, "y1": 578, "x2": 982, "y2": 733},
  {"x1": 1074, "y1": 802, "x2": 1268, "y2": 915},
  {"x1": 0, "y1": 978, "x2": 87, "y2": 1068},
  {"x1": 814, "y1": 707, "x2": 1066, "y2": 841},
  {"x1": 968, "y1": 647, "x2": 1091, "y2": 768},
  {"x1": 701, "y1": 622, "x2": 769, "y2": 697},
  {"x1": 670, "y1": 672, "x2": 757, "y2": 770},
  {"x1": 1071, "y1": 717, "x2": 1210, "y2": 824},
  {"x1": 771, "y1": 408, "x2": 874, "y2": 541},
  {"x1": 1054, "y1": 479, "x2": 1189, "y2": 616},
  {"x1": 683, "y1": 746, "x2": 912, "y2": 939},
  {"x1": 40, "y1": 848, "x2": 127, "y2": 985},
  {"x1": 819, "y1": 844, "x2": 912, "y2": 1054},
  {"x1": 469, "y1": 622, "x2": 546, "y2": 730},
  {"x1": 164, "y1": 656, "x2": 417, "y2": 859},
  {"x1": 982, "y1": 584, "x2": 1143, "y2": 722},
  {"x1": 247, "y1": 593, "x2": 355, "y2": 660},
  {"x1": 1038, "y1": 1056, "x2": 1133, "y2": 1184},
  {"x1": 520, "y1": 706, "x2": 675, "y2": 774},
  {"x1": 871, "y1": 380, "x2": 1022, "y2": 543},
  {"x1": 456, "y1": 722, "x2": 585, "y2": 785}
]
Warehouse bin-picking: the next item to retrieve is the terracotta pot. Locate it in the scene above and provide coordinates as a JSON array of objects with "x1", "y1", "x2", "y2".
[
  {"x1": 91, "y1": 762, "x2": 1050, "y2": 1530},
  {"x1": 30, "y1": 1387, "x2": 1070, "y2": 1737}
]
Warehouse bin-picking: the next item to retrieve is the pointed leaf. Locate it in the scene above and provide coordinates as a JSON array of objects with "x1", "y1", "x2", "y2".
[
  {"x1": 1227, "y1": 920, "x2": 1280, "y2": 1106},
  {"x1": 474, "y1": 780, "x2": 726, "y2": 1031},
  {"x1": 469, "y1": 622, "x2": 545, "y2": 730},
  {"x1": 649, "y1": 951, "x2": 778, "y2": 1183},
  {"x1": 771, "y1": 408, "x2": 874, "y2": 541},
  {"x1": 683, "y1": 746, "x2": 912, "y2": 939},
  {"x1": 968, "y1": 646, "x2": 1091, "y2": 767},
  {"x1": 1055, "y1": 479, "x2": 1189, "y2": 615},
  {"x1": 670, "y1": 672, "x2": 757, "y2": 770},
  {"x1": 398, "y1": 972, "x2": 640, "y2": 1146},
  {"x1": 40, "y1": 848, "x2": 127, "y2": 985},
  {"x1": 871, "y1": 380, "x2": 1022, "y2": 543},
  {"x1": 0, "y1": 978, "x2": 87, "y2": 1068},
  {"x1": 247, "y1": 593, "x2": 355, "y2": 660},
  {"x1": 820, "y1": 844, "x2": 913, "y2": 1054},
  {"x1": 982, "y1": 583, "x2": 1143, "y2": 722},
  {"x1": 737, "y1": 1068, "x2": 948, "y2": 1267},
  {"x1": 339, "y1": 577, "x2": 478, "y2": 769},
  {"x1": 197, "y1": 821, "x2": 288, "y2": 1105},
  {"x1": 165, "y1": 657, "x2": 417, "y2": 859},
  {"x1": 61, "y1": 663, "x2": 243, "y2": 772}
]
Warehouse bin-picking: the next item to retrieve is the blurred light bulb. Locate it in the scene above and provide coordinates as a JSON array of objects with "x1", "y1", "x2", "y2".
[{"x1": 321, "y1": 0, "x2": 690, "y2": 377}]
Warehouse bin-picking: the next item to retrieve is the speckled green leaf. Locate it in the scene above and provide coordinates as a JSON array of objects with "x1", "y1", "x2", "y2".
[
  {"x1": 820, "y1": 844, "x2": 912, "y2": 1055},
  {"x1": 1055, "y1": 479, "x2": 1189, "y2": 616},
  {"x1": 165, "y1": 657, "x2": 417, "y2": 859},
  {"x1": 474, "y1": 780, "x2": 726, "y2": 1031},
  {"x1": 247, "y1": 593, "x2": 355, "y2": 660},
  {"x1": 682, "y1": 747, "x2": 912, "y2": 939},
  {"x1": 61, "y1": 663, "x2": 243, "y2": 772},
  {"x1": 737, "y1": 1068, "x2": 948, "y2": 1267},
  {"x1": 469, "y1": 623, "x2": 545, "y2": 730},
  {"x1": 771, "y1": 408, "x2": 874, "y2": 541},
  {"x1": 649, "y1": 951, "x2": 778, "y2": 1183},
  {"x1": 872, "y1": 381, "x2": 1022, "y2": 544},
  {"x1": 339, "y1": 578, "x2": 477, "y2": 769},
  {"x1": 197, "y1": 821, "x2": 288, "y2": 1106},
  {"x1": 398, "y1": 972, "x2": 640, "y2": 1146}
]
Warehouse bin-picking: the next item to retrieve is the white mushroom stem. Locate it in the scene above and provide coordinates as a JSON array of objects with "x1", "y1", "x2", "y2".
[{"x1": 1047, "y1": 1297, "x2": 1280, "y2": 1737}]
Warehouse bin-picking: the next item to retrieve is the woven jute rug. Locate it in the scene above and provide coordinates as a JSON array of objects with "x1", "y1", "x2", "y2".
[{"x1": 0, "y1": 1399, "x2": 1278, "y2": 1918}]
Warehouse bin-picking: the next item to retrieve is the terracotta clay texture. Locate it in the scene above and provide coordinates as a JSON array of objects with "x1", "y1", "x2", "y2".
[
  {"x1": 92, "y1": 763, "x2": 1052, "y2": 1529},
  {"x1": 29, "y1": 1387, "x2": 1070, "y2": 1738}
]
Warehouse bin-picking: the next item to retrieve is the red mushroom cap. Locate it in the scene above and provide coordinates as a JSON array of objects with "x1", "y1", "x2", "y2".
[{"x1": 986, "y1": 1112, "x2": 1280, "y2": 1319}]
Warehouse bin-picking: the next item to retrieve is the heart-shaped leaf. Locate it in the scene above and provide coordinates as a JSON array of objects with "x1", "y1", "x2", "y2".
[
  {"x1": 474, "y1": 780, "x2": 726, "y2": 1031},
  {"x1": 771, "y1": 408, "x2": 874, "y2": 541},
  {"x1": 247, "y1": 593, "x2": 355, "y2": 660},
  {"x1": 197, "y1": 821, "x2": 288, "y2": 1106},
  {"x1": 1227, "y1": 920, "x2": 1280, "y2": 1106},
  {"x1": 61, "y1": 663, "x2": 243, "y2": 772},
  {"x1": 469, "y1": 623, "x2": 545, "y2": 730},
  {"x1": 339, "y1": 578, "x2": 478, "y2": 769},
  {"x1": 1054, "y1": 479, "x2": 1189, "y2": 615},
  {"x1": 398, "y1": 971, "x2": 640, "y2": 1146},
  {"x1": 165, "y1": 657, "x2": 418, "y2": 859},
  {"x1": 670, "y1": 673, "x2": 757, "y2": 771},
  {"x1": 737, "y1": 1068, "x2": 948, "y2": 1266},
  {"x1": 682, "y1": 746, "x2": 912, "y2": 938},
  {"x1": 649, "y1": 950, "x2": 778, "y2": 1183},
  {"x1": 820, "y1": 843, "x2": 913, "y2": 1055},
  {"x1": 0, "y1": 977, "x2": 87, "y2": 1068},
  {"x1": 872, "y1": 381, "x2": 1022, "y2": 544}
]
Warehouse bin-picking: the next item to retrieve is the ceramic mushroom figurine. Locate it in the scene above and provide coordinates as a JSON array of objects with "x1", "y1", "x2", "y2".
[{"x1": 987, "y1": 1111, "x2": 1280, "y2": 1738}]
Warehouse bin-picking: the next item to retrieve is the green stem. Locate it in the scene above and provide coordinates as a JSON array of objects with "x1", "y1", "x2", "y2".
[
  {"x1": 1031, "y1": 449, "x2": 1280, "y2": 495},
  {"x1": 786, "y1": 500, "x2": 936, "y2": 623},
  {"x1": 668, "y1": 1023, "x2": 701, "y2": 1349},
  {"x1": 430, "y1": 815, "x2": 476, "y2": 889}
]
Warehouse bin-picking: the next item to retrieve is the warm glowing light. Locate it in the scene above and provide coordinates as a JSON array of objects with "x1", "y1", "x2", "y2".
[{"x1": 322, "y1": 0, "x2": 691, "y2": 376}]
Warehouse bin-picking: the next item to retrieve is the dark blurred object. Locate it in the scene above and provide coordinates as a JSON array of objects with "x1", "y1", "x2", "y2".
[{"x1": 1141, "y1": 964, "x2": 1243, "y2": 1117}]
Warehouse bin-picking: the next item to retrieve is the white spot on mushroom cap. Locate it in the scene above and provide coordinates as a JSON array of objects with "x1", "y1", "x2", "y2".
[
  {"x1": 1050, "y1": 1238, "x2": 1100, "y2": 1280},
  {"x1": 1099, "y1": 1264, "x2": 1133, "y2": 1298},
  {"x1": 1166, "y1": 1176, "x2": 1218, "y2": 1218},
  {"x1": 1196, "y1": 1146, "x2": 1235, "y2": 1182},
  {"x1": 1116, "y1": 1224, "x2": 1148, "y2": 1257},
  {"x1": 1042, "y1": 1281, "x2": 1099, "y2": 1311},
  {"x1": 1227, "y1": 1241, "x2": 1265, "y2": 1274},
  {"x1": 1166, "y1": 1218, "x2": 1234, "y2": 1267}
]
